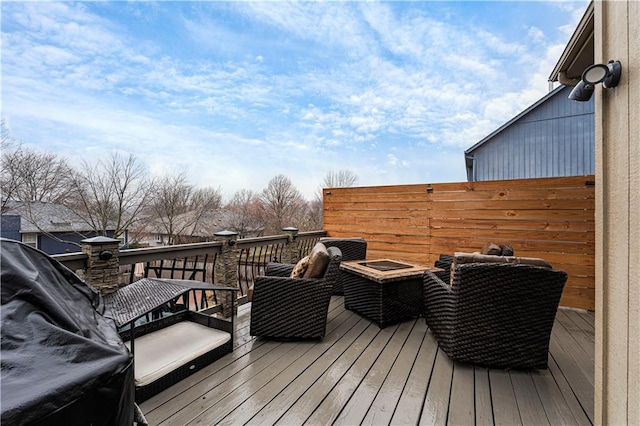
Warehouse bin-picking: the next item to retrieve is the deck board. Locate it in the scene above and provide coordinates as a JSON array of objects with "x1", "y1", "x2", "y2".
[
  {"x1": 448, "y1": 363, "x2": 475, "y2": 426},
  {"x1": 420, "y1": 349, "x2": 453, "y2": 425},
  {"x1": 301, "y1": 323, "x2": 398, "y2": 425},
  {"x1": 510, "y1": 371, "x2": 550, "y2": 426},
  {"x1": 474, "y1": 368, "x2": 495, "y2": 426},
  {"x1": 362, "y1": 321, "x2": 427, "y2": 425},
  {"x1": 248, "y1": 318, "x2": 376, "y2": 425},
  {"x1": 140, "y1": 299, "x2": 594, "y2": 426},
  {"x1": 489, "y1": 369, "x2": 522, "y2": 426},
  {"x1": 391, "y1": 330, "x2": 437, "y2": 425}
]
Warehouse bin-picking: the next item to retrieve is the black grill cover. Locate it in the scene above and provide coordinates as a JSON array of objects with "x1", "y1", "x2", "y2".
[{"x1": 1, "y1": 238, "x2": 134, "y2": 425}]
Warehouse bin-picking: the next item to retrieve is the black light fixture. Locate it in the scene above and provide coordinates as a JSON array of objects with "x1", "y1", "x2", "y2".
[
  {"x1": 569, "y1": 60, "x2": 622, "y2": 101},
  {"x1": 98, "y1": 250, "x2": 113, "y2": 261}
]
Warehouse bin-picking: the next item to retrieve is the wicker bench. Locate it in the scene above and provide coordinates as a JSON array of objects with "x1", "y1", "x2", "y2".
[{"x1": 104, "y1": 278, "x2": 238, "y2": 402}]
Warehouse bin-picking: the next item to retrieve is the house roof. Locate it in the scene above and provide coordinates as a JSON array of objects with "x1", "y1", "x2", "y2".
[
  {"x1": 464, "y1": 85, "x2": 567, "y2": 155},
  {"x1": 549, "y1": 1, "x2": 594, "y2": 84},
  {"x1": 140, "y1": 209, "x2": 227, "y2": 238},
  {"x1": 2, "y1": 201, "x2": 102, "y2": 233}
]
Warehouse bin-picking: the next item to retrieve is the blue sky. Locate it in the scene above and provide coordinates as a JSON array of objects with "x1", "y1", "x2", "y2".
[{"x1": 1, "y1": 1, "x2": 588, "y2": 200}]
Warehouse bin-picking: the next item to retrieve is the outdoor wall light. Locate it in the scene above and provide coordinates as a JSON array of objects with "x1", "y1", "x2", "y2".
[
  {"x1": 568, "y1": 60, "x2": 622, "y2": 102},
  {"x1": 98, "y1": 250, "x2": 113, "y2": 261}
]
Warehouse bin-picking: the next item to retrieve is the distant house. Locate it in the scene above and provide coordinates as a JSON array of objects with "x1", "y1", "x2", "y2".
[
  {"x1": 465, "y1": 85, "x2": 594, "y2": 181},
  {"x1": 0, "y1": 201, "x2": 125, "y2": 255},
  {"x1": 133, "y1": 209, "x2": 226, "y2": 247}
]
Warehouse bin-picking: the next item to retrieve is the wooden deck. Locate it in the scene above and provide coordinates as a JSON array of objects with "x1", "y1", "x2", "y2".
[{"x1": 140, "y1": 297, "x2": 594, "y2": 425}]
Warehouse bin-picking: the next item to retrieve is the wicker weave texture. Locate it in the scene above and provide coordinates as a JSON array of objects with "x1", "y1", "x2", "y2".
[
  {"x1": 342, "y1": 273, "x2": 423, "y2": 328},
  {"x1": 423, "y1": 263, "x2": 567, "y2": 369},
  {"x1": 319, "y1": 238, "x2": 367, "y2": 294},
  {"x1": 249, "y1": 247, "x2": 342, "y2": 339}
]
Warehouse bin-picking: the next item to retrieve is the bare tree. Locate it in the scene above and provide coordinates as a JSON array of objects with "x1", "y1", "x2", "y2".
[
  {"x1": 224, "y1": 189, "x2": 265, "y2": 238},
  {"x1": 147, "y1": 173, "x2": 223, "y2": 245},
  {"x1": 306, "y1": 197, "x2": 323, "y2": 230},
  {"x1": 309, "y1": 169, "x2": 359, "y2": 230},
  {"x1": 66, "y1": 152, "x2": 151, "y2": 239},
  {"x1": 1, "y1": 123, "x2": 72, "y2": 211},
  {"x1": 322, "y1": 170, "x2": 359, "y2": 189},
  {"x1": 260, "y1": 174, "x2": 308, "y2": 234}
]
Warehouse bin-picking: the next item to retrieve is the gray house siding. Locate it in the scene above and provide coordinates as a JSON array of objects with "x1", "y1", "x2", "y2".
[
  {"x1": 1, "y1": 201, "x2": 126, "y2": 255},
  {"x1": 37, "y1": 232, "x2": 95, "y2": 254},
  {"x1": 1, "y1": 216, "x2": 22, "y2": 241},
  {"x1": 466, "y1": 85, "x2": 594, "y2": 181}
]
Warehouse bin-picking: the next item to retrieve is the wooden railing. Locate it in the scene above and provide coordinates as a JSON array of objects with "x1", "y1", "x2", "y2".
[{"x1": 323, "y1": 176, "x2": 595, "y2": 310}]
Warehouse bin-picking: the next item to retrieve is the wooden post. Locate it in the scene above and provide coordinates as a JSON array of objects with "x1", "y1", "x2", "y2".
[{"x1": 82, "y1": 236, "x2": 120, "y2": 295}]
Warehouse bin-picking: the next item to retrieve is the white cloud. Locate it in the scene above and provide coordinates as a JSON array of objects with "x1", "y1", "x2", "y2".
[{"x1": 1, "y1": 1, "x2": 587, "y2": 199}]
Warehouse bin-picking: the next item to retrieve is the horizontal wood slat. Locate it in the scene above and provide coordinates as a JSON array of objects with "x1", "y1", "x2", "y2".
[{"x1": 324, "y1": 176, "x2": 595, "y2": 310}]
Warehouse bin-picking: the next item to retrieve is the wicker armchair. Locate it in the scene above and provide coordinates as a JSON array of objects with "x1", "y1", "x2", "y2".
[
  {"x1": 250, "y1": 246, "x2": 342, "y2": 339},
  {"x1": 319, "y1": 237, "x2": 367, "y2": 294},
  {"x1": 423, "y1": 262, "x2": 567, "y2": 369}
]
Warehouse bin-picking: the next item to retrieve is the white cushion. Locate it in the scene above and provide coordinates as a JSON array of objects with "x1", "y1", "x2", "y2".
[{"x1": 125, "y1": 321, "x2": 230, "y2": 387}]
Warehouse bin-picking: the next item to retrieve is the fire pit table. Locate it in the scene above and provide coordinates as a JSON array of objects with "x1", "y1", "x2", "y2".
[{"x1": 340, "y1": 259, "x2": 443, "y2": 328}]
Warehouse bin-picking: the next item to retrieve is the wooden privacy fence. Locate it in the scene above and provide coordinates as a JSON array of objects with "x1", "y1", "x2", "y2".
[{"x1": 323, "y1": 175, "x2": 595, "y2": 311}]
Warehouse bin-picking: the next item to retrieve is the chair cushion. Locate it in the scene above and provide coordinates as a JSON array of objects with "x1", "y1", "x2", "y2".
[
  {"x1": 500, "y1": 244, "x2": 514, "y2": 256},
  {"x1": 290, "y1": 256, "x2": 310, "y2": 278},
  {"x1": 125, "y1": 321, "x2": 230, "y2": 387},
  {"x1": 453, "y1": 252, "x2": 552, "y2": 268},
  {"x1": 303, "y1": 243, "x2": 330, "y2": 279}
]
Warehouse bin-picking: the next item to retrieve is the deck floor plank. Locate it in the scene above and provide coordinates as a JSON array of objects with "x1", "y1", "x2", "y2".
[
  {"x1": 474, "y1": 368, "x2": 495, "y2": 426},
  {"x1": 249, "y1": 320, "x2": 380, "y2": 426},
  {"x1": 272, "y1": 321, "x2": 380, "y2": 424},
  {"x1": 219, "y1": 315, "x2": 369, "y2": 425},
  {"x1": 551, "y1": 322, "x2": 594, "y2": 386},
  {"x1": 531, "y1": 366, "x2": 585, "y2": 426},
  {"x1": 162, "y1": 341, "x2": 303, "y2": 425},
  {"x1": 448, "y1": 363, "x2": 476, "y2": 426},
  {"x1": 419, "y1": 348, "x2": 454, "y2": 426},
  {"x1": 547, "y1": 354, "x2": 593, "y2": 425},
  {"x1": 556, "y1": 310, "x2": 595, "y2": 358},
  {"x1": 300, "y1": 324, "x2": 399, "y2": 426},
  {"x1": 549, "y1": 329, "x2": 594, "y2": 421},
  {"x1": 390, "y1": 330, "x2": 438, "y2": 426},
  {"x1": 565, "y1": 309, "x2": 595, "y2": 334},
  {"x1": 489, "y1": 369, "x2": 522, "y2": 426},
  {"x1": 334, "y1": 320, "x2": 415, "y2": 425},
  {"x1": 510, "y1": 371, "x2": 550, "y2": 426},
  {"x1": 362, "y1": 320, "x2": 428, "y2": 425},
  {"x1": 140, "y1": 304, "x2": 594, "y2": 426}
]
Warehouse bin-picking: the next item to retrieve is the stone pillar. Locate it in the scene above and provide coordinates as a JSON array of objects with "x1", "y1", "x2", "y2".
[
  {"x1": 82, "y1": 236, "x2": 120, "y2": 295},
  {"x1": 281, "y1": 227, "x2": 299, "y2": 264},
  {"x1": 213, "y1": 230, "x2": 239, "y2": 317}
]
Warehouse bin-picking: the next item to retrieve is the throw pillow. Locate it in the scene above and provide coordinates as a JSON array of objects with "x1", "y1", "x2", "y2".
[
  {"x1": 290, "y1": 256, "x2": 310, "y2": 278},
  {"x1": 480, "y1": 242, "x2": 502, "y2": 255},
  {"x1": 500, "y1": 244, "x2": 514, "y2": 256},
  {"x1": 303, "y1": 242, "x2": 331, "y2": 279}
]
